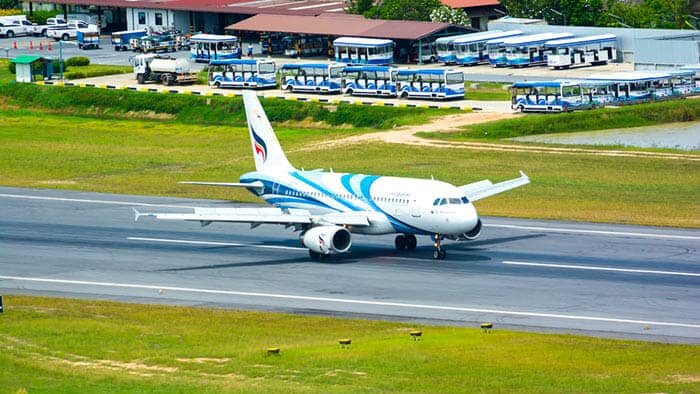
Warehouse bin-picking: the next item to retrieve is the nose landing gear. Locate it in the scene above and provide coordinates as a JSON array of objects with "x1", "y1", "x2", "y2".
[
  {"x1": 432, "y1": 234, "x2": 446, "y2": 260},
  {"x1": 394, "y1": 234, "x2": 417, "y2": 251}
]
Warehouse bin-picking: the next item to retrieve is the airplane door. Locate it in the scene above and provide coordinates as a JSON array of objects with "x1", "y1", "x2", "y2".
[
  {"x1": 411, "y1": 199, "x2": 421, "y2": 217},
  {"x1": 272, "y1": 182, "x2": 280, "y2": 195}
]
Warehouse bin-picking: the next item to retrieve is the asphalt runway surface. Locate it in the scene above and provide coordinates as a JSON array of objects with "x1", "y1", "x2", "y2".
[{"x1": 1, "y1": 186, "x2": 698, "y2": 343}]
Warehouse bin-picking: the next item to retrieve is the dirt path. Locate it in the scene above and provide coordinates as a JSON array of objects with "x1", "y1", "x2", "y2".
[{"x1": 304, "y1": 112, "x2": 700, "y2": 161}]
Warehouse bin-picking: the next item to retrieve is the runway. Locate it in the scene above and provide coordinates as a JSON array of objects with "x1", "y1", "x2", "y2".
[{"x1": 1, "y1": 186, "x2": 698, "y2": 343}]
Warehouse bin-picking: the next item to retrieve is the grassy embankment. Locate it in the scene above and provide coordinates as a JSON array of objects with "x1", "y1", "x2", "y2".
[
  {"x1": 420, "y1": 98, "x2": 700, "y2": 143},
  {"x1": 0, "y1": 92, "x2": 698, "y2": 227},
  {"x1": 1, "y1": 295, "x2": 699, "y2": 393},
  {"x1": 464, "y1": 80, "x2": 512, "y2": 101}
]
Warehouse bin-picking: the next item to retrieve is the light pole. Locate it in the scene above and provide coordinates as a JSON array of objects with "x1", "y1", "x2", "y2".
[
  {"x1": 57, "y1": 40, "x2": 77, "y2": 80},
  {"x1": 549, "y1": 8, "x2": 566, "y2": 26},
  {"x1": 607, "y1": 13, "x2": 631, "y2": 28}
]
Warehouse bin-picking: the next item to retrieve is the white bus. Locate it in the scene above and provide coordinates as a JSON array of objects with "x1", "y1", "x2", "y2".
[
  {"x1": 454, "y1": 30, "x2": 522, "y2": 66},
  {"x1": 342, "y1": 66, "x2": 398, "y2": 97},
  {"x1": 511, "y1": 80, "x2": 592, "y2": 112},
  {"x1": 485, "y1": 36, "x2": 515, "y2": 67},
  {"x1": 586, "y1": 72, "x2": 673, "y2": 103},
  {"x1": 280, "y1": 63, "x2": 345, "y2": 94},
  {"x1": 503, "y1": 32, "x2": 574, "y2": 67},
  {"x1": 208, "y1": 59, "x2": 277, "y2": 89},
  {"x1": 396, "y1": 69, "x2": 465, "y2": 100},
  {"x1": 546, "y1": 34, "x2": 617, "y2": 69},
  {"x1": 190, "y1": 34, "x2": 239, "y2": 63},
  {"x1": 333, "y1": 37, "x2": 394, "y2": 65},
  {"x1": 435, "y1": 33, "x2": 477, "y2": 64}
]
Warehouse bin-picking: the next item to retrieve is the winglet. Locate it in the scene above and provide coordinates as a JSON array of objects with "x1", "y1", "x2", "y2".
[{"x1": 520, "y1": 170, "x2": 529, "y2": 180}]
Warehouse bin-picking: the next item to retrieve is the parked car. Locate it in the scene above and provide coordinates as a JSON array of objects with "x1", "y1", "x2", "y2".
[
  {"x1": 29, "y1": 17, "x2": 66, "y2": 37},
  {"x1": 47, "y1": 20, "x2": 95, "y2": 41},
  {"x1": 0, "y1": 19, "x2": 34, "y2": 38}
]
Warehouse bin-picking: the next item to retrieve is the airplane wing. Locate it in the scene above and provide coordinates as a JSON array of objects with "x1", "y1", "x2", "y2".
[
  {"x1": 134, "y1": 207, "x2": 373, "y2": 228},
  {"x1": 458, "y1": 171, "x2": 530, "y2": 202}
]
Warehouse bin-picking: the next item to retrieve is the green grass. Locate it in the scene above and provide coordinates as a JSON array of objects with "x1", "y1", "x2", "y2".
[
  {"x1": 1, "y1": 295, "x2": 698, "y2": 393},
  {"x1": 464, "y1": 81, "x2": 511, "y2": 101},
  {"x1": 63, "y1": 64, "x2": 132, "y2": 80},
  {"x1": 0, "y1": 83, "x2": 459, "y2": 129},
  {"x1": 421, "y1": 98, "x2": 700, "y2": 140},
  {"x1": 1, "y1": 110, "x2": 698, "y2": 228},
  {"x1": 0, "y1": 59, "x2": 15, "y2": 83}
]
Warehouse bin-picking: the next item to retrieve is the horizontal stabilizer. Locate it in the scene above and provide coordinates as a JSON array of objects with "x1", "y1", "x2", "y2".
[
  {"x1": 459, "y1": 171, "x2": 530, "y2": 202},
  {"x1": 179, "y1": 181, "x2": 264, "y2": 192}
]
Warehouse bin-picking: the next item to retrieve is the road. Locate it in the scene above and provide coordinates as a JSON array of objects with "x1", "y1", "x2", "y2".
[{"x1": 0, "y1": 186, "x2": 698, "y2": 343}]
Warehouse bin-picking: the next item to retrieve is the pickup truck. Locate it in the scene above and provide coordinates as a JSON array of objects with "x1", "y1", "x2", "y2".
[
  {"x1": 0, "y1": 19, "x2": 34, "y2": 38},
  {"x1": 29, "y1": 17, "x2": 66, "y2": 37},
  {"x1": 47, "y1": 20, "x2": 97, "y2": 41}
]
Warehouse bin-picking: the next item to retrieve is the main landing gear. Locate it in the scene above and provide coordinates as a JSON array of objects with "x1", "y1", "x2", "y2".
[
  {"x1": 394, "y1": 234, "x2": 417, "y2": 252},
  {"x1": 432, "y1": 234, "x2": 446, "y2": 260}
]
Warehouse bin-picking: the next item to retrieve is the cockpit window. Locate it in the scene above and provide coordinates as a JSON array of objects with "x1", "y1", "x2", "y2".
[
  {"x1": 461, "y1": 196, "x2": 469, "y2": 204},
  {"x1": 449, "y1": 198, "x2": 461, "y2": 205},
  {"x1": 433, "y1": 198, "x2": 440, "y2": 206},
  {"x1": 439, "y1": 198, "x2": 448, "y2": 205}
]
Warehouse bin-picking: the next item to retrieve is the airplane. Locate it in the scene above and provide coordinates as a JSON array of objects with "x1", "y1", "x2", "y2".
[{"x1": 135, "y1": 90, "x2": 530, "y2": 260}]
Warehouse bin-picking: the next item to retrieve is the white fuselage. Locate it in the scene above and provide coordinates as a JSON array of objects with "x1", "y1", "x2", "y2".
[{"x1": 240, "y1": 169, "x2": 479, "y2": 236}]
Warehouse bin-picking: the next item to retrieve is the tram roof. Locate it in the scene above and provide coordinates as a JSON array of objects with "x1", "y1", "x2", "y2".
[
  {"x1": 343, "y1": 66, "x2": 396, "y2": 72},
  {"x1": 586, "y1": 72, "x2": 672, "y2": 82},
  {"x1": 545, "y1": 34, "x2": 617, "y2": 47},
  {"x1": 453, "y1": 30, "x2": 523, "y2": 44},
  {"x1": 189, "y1": 34, "x2": 237, "y2": 42},
  {"x1": 501, "y1": 32, "x2": 574, "y2": 46}
]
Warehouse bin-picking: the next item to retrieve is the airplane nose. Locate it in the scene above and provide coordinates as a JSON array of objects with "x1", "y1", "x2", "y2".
[{"x1": 466, "y1": 203, "x2": 478, "y2": 226}]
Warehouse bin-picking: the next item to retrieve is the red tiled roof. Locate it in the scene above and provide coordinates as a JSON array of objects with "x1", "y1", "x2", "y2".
[
  {"x1": 441, "y1": 0, "x2": 500, "y2": 7},
  {"x1": 226, "y1": 13, "x2": 462, "y2": 40},
  {"x1": 35, "y1": 0, "x2": 348, "y2": 16}
]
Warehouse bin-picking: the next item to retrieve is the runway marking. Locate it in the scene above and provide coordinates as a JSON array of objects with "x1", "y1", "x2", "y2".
[
  {"x1": 0, "y1": 193, "x2": 197, "y2": 209},
  {"x1": 485, "y1": 224, "x2": 700, "y2": 241},
  {"x1": 503, "y1": 261, "x2": 700, "y2": 277},
  {"x1": 1, "y1": 275, "x2": 698, "y2": 330},
  {"x1": 128, "y1": 236, "x2": 306, "y2": 251}
]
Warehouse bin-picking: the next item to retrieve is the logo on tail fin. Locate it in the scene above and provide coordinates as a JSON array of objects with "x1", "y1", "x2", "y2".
[{"x1": 251, "y1": 125, "x2": 267, "y2": 163}]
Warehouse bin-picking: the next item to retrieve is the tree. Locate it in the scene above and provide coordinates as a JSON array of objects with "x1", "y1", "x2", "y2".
[
  {"x1": 346, "y1": 0, "x2": 374, "y2": 15},
  {"x1": 365, "y1": 0, "x2": 442, "y2": 21},
  {"x1": 0, "y1": 0, "x2": 19, "y2": 9},
  {"x1": 429, "y1": 5, "x2": 470, "y2": 26}
]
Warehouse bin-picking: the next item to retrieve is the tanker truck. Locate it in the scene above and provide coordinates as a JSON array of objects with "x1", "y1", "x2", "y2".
[{"x1": 132, "y1": 54, "x2": 198, "y2": 86}]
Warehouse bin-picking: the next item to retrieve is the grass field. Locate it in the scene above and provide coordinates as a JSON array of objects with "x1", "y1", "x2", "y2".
[
  {"x1": 1, "y1": 109, "x2": 698, "y2": 227},
  {"x1": 1, "y1": 295, "x2": 698, "y2": 393},
  {"x1": 63, "y1": 64, "x2": 132, "y2": 80},
  {"x1": 464, "y1": 81, "x2": 512, "y2": 101}
]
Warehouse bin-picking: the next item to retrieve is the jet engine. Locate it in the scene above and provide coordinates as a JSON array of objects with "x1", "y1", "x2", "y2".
[
  {"x1": 447, "y1": 219, "x2": 482, "y2": 241},
  {"x1": 301, "y1": 226, "x2": 352, "y2": 254}
]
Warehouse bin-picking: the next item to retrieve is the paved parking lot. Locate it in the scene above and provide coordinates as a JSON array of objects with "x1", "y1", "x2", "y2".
[{"x1": 1, "y1": 34, "x2": 633, "y2": 82}]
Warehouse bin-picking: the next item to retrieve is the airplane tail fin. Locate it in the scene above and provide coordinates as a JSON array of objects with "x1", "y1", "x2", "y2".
[{"x1": 242, "y1": 90, "x2": 294, "y2": 172}]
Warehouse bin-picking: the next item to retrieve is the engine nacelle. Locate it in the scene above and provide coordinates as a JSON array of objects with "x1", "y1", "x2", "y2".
[
  {"x1": 447, "y1": 218, "x2": 482, "y2": 241},
  {"x1": 301, "y1": 225, "x2": 352, "y2": 254}
]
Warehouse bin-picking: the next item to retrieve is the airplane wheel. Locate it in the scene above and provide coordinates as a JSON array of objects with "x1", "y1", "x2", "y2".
[
  {"x1": 406, "y1": 234, "x2": 417, "y2": 251},
  {"x1": 394, "y1": 235, "x2": 407, "y2": 251},
  {"x1": 433, "y1": 248, "x2": 446, "y2": 260}
]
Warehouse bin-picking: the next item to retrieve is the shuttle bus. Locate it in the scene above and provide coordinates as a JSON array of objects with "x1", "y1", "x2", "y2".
[
  {"x1": 485, "y1": 36, "x2": 516, "y2": 67},
  {"x1": 396, "y1": 69, "x2": 465, "y2": 100},
  {"x1": 678, "y1": 65, "x2": 700, "y2": 93},
  {"x1": 280, "y1": 63, "x2": 345, "y2": 94},
  {"x1": 669, "y1": 70, "x2": 697, "y2": 96},
  {"x1": 208, "y1": 59, "x2": 277, "y2": 89},
  {"x1": 503, "y1": 32, "x2": 574, "y2": 67},
  {"x1": 190, "y1": 34, "x2": 239, "y2": 63},
  {"x1": 454, "y1": 30, "x2": 522, "y2": 65},
  {"x1": 511, "y1": 81, "x2": 591, "y2": 112},
  {"x1": 342, "y1": 66, "x2": 398, "y2": 97},
  {"x1": 586, "y1": 72, "x2": 673, "y2": 103},
  {"x1": 436, "y1": 33, "x2": 482, "y2": 64},
  {"x1": 333, "y1": 37, "x2": 394, "y2": 65},
  {"x1": 546, "y1": 34, "x2": 617, "y2": 69}
]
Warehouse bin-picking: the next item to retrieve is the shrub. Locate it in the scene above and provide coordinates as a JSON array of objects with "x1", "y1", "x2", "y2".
[
  {"x1": 26, "y1": 10, "x2": 54, "y2": 25},
  {"x1": 0, "y1": 9, "x2": 22, "y2": 17},
  {"x1": 66, "y1": 56, "x2": 90, "y2": 67},
  {"x1": 8, "y1": 61, "x2": 15, "y2": 74},
  {"x1": 51, "y1": 60, "x2": 67, "y2": 74}
]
